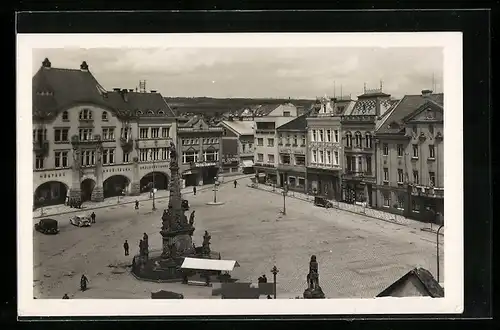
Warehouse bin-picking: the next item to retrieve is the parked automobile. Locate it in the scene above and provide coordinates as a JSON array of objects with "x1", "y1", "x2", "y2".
[
  {"x1": 314, "y1": 196, "x2": 333, "y2": 209},
  {"x1": 182, "y1": 199, "x2": 189, "y2": 211},
  {"x1": 34, "y1": 218, "x2": 59, "y2": 235},
  {"x1": 70, "y1": 214, "x2": 91, "y2": 227}
]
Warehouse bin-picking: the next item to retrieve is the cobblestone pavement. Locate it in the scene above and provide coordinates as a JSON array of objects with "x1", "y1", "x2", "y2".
[
  {"x1": 33, "y1": 173, "x2": 253, "y2": 219},
  {"x1": 33, "y1": 180, "x2": 444, "y2": 299}
]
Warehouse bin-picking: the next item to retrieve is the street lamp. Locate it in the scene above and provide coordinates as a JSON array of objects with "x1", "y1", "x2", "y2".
[
  {"x1": 213, "y1": 177, "x2": 219, "y2": 203},
  {"x1": 271, "y1": 265, "x2": 279, "y2": 299}
]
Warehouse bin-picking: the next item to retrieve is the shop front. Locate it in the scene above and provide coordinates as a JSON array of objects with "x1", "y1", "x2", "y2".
[
  {"x1": 254, "y1": 164, "x2": 277, "y2": 185},
  {"x1": 240, "y1": 159, "x2": 255, "y2": 174},
  {"x1": 182, "y1": 162, "x2": 220, "y2": 187},
  {"x1": 277, "y1": 167, "x2": 307, "y2": 192},
  {"x1": 409, "y1": 185, "x2": 444, "y2": 222},
  {"x1": 306, "y1": 168, "x2": 341, "y2": 201}
]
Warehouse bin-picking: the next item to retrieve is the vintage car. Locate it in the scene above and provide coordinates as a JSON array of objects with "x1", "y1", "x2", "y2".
[
  {"x1": 34, "y1": 218, "x2": 59, "y2": 235},
  {"x1": 313, "y1": 196, "x2": 333, "y2": 209},
  {"x1": 70, "y1": 214, "x2": 91, "y2": 227},
  {"x1": 182, "y1": 199, "x2": 189, "y2": 211}
]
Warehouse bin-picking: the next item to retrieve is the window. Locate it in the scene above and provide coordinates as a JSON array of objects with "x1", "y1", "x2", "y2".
[
  {"x1": 346, "y1": 156, "x2": 352, "y2": 171},
  {"x1": 326, "y1": 130, "x2": 331, "y2": 142},
  {"x1": 295, "y1": 155, "x2": 305, "y2": 166},
  {"x1": 383, "y1": 192, "x2": 390, "y2": 207},
  {"x1": 319, "y1": 130, "x2": 324, "y2": 142},
  {"x1": 79, "y1": 109, "x2": 93, "y2": 120},
  {"x1": 161, "y1": 147, "x2": 168, "y2": 160},
  {"x1": 319, "y1": 150, "x2": 324, "y2": 163},
  {"x1": 54, "y1": 151, "x2": 68, "y2": 168},
  {"x1": 257, "y1": 153, "x2": 264, "y2": 162},
  {"x1": 281, "y1": 154, "x2": 291, "y2": 164},
  {"x1": 334, "y1": 130, "x2": 339, "y2": 143},
  {"x1": 54, "y1": 128, "x2": 69, "y2": 142},
  {"x1": 248, "y1": 143, "x2": 253, "y2": 150},
  {"x1": 429, "y1": 145, "x2": 435, "y2": 159},
  {"x1": 366, "y1": 156, "x2": 372, "y2": 174},
  {"x1": 102, "y1": 128, "x2": 115, "y2": 141},
  {"x1": 204, "y1": 150, "x2": 218, "y2": 162},
  {"x1": 429, "y1": 124, "x2": 434, "y2": 134},
  {"x1": 79, "y1": 128, "x2": 93, "y2": 141},
  {"x1": 62, "y1": 111, "x2": 69, "y2": 121},
  {"x1": 162, "y1": 127, "x2": 169, "y2": 137},
  {"x1": 140, "y1": 128, "x2": 148, "y2": 139},
  {"x1": 429, "y1": 172, "x2": 436, "y2": 186},
  {"x1": 293, "y1": 135, "x2": 298, "y2": 146},
  {"x1": 182, "y1": 151, "x2": 198, "y2": 164},
  {"x1": 150, "y1": 148, "x2": 160, "y2": 161},
  {"x1": 412, "y1": 144, "x2": 419, "y2": 158},
  {"x1": 354, "y1": 132, "x2": 362, "y2": 148},
  {"x1": 102, "y1": 111, "x2": 108, "y2": 121},
  {"x1": 312, "y1": 130, "x2": 317, "y2": 142},
  {"x1": 383, "y1": 143, "x2": 389, "y2": 156},
  {"x1": 33, "y1": 128, "x2": 47, "y2": 142},
  {"x1": 120, "y1": 127, "x2": 131, "y2": 140},
  {"x1": 123, "y1": 152, "x2": 130, "y2": 163},
  {"x1": 397, "y1": 144, "x2": 404, "y2": 157},
  {"x1": 345, "y1": 132, "x2": 352, "y2": 147},
  {"x1": 285, "y1": 135, "x2": 290, "y2": 145},
  {"x1": 413, "y1": 170, "x2": 419, "y2": 184},
  {"x1": 81, "y1": 150, "x2": 96, "y2": 166},
  {"x1": 312, "y1": 150, "x2": 317, "y2": 163},
  {"x1": 35, "y1": 155, "x2": 44, "y2": 169},
  {"x1": 102, "y1": 149, "x2": 115, "y2": 164},
  {"x1": 147, "y1": 110, "x2": 154, "y2": 115},
  {"x1": 412, "y1": 125, "x2": 417, "y2": 135},
  {"x1": 326, "y1": 150, "x2": 332, "y2": 164},
  {"x1": 334, "y1": 151, "x2": 339, "y2": 165},
  {"x1": 283, "y1": 111, "x2": 290, "y2": 117},
  {"x1": 267, "y1": 154, "x2": 274, "y2": 163},
  {"x1": 301, "y1": 135, "x2": 306, "y2": 146},
  {"x1": 398, "y1": 169, "x2": 404, "y2": 183},
  {"x1": 298, "y1": 178, "x2": 305, "y2": 187},
  {"x1": 397, "y1": 195, "x2": 405, "y2": 209},
  {"x1": 139, "y1": 149, "x2": 148, "y2": 162},
  {"x1": 412, "y1": 199, "x2": 420, "y2": 212},
  {"x1": 383, "y1": 168, "x2": 389, "y2": 182},
  {"x1": 267, "y1": 138, "x2": 274, "y2": 147},
  {"x1": 257, "y1": 138, "x2": 264, "y2": 146},
  {"x1": 365, "y1": 133, "x2": 372, "y2": 148},
  {"x1": 151, "y1": 128, "x2": 160, "y2": 138}
]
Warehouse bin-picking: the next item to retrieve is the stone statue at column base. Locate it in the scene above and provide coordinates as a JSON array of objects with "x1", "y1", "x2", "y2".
[{"x1": 303, "y1": 255, "x2": 325, "y2": 299}]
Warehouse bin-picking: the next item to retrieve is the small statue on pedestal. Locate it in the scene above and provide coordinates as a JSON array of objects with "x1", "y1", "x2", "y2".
[
  {"x1": 202, "y1": 231, "x2": 211, "y2": 256},
  {"x1": 303, "y1": 255, "x2": 325, "y2": 299}
]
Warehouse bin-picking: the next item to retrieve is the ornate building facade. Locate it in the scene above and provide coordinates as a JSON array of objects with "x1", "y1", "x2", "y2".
[
  {"x1": 33, "y1": 59, "x2": 177, "y2": 207},
  {"x1": 219, "y1": 119, "x2": 255, "y2": 175},
  {"x1": 374, "y1": 90, "x2": 444, "y2": 221}
]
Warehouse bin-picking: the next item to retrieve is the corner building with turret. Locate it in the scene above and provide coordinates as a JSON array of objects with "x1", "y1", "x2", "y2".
[{"x1": 32, "y1": 58, "x2": 178, "y2": 207}]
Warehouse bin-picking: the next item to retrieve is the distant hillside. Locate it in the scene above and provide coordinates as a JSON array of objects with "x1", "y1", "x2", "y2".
[{"x1": 164, "y1": 97, "x2": 314, "y2": 116}]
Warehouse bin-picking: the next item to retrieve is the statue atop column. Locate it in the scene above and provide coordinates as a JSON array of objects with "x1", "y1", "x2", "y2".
[
  {"x1": 303, "y1": 255, "x2": 325, "y2": 299},
  {"x1": 202, "y1": 231, "x2": 211, "y2": 256}
]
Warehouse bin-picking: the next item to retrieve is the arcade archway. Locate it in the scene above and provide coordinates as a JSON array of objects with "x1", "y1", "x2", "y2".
[
  {"x1": 81, "y1": 178, "x2": 96, "y2": 202},
  {"x1": 34, "y1": 181, "x2": 68, "y2": 207},
  {"x1": 103, "y1": 175, "x2": 130, "y2": 198},
  {"x1": 140, "y1": 172, "x2": 169, "y2": 193}
]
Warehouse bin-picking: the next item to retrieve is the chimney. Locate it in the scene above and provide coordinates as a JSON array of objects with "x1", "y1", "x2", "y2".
[
  {"x1": 80, "y1": 61, "x2": 89, "y2": 71},
  {"x1": 421, "y1": 89, "x2": 433, "y2": 97},
  {"x1": 42, "y1": 58, "x2": 51, "y2": 69}
]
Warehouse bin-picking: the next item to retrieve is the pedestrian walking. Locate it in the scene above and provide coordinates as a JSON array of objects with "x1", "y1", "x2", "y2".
[
  {"x1": 123, "y1": 240, "x2": 129, "y2": 256},
  {"x1": 62, "y1": 293, "x2": 70, "y2": 299},
  {"x1": 234, "y1": 180, "x2": 238, "y2": 188},
  {"x1": 135, "y1": 200, "x2": 139, "y2": 210},
  {"x1": 90, "y1": 212, "x2": 96, "y2": 224},
  {"x1": 80, "y1": 275, "x2": 89, "y2": 292},
  {"x1": 193, "y1": 186, "x2": 197, "y2": 195}
]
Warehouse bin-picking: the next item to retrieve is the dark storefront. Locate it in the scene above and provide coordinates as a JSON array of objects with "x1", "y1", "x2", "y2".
[
  {"x1": 342, "y1": 180, "x2": 374, "y2": 205},
  {"x1": 221, "y1": 139, "x2": 240, "y2": 174},
  {"x1": 306, "y1": 169, "x2": 341, "y2": 201}
]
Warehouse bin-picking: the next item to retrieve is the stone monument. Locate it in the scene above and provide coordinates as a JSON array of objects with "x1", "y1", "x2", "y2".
[{"x1": 303, "y1": 255, "x2": 326, "y2": 299}]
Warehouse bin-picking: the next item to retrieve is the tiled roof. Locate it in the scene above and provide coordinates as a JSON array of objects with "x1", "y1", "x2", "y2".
[
  {"x1": 350, "y1": 97, "x2": 396, "y2": 116},
  {"x1": 376, "y1": 93, "x2": 444, "y2": 134},
  {"x1": 221, "y1": 120, "x2": 254, "y2": 135},
  {"x1": 254, "y1": 104, "x2": 279, "y2": 116},
  {"x1": 106, "y1": 91, "x2": 176, "y2": 117},
  {"x1": 33, "y1": 66, "x2": 110, "y2": 116},
  {"x1": 376, "y1": 267, "x2": 444, "y2": 298},
  {"x1": 277, "y1": 114, "x2": 307, "y2": 131}
]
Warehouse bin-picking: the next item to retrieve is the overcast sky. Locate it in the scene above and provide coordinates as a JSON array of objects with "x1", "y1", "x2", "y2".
[{"x1": 33, "y1": 47, "x2": 443, "y2": 99}]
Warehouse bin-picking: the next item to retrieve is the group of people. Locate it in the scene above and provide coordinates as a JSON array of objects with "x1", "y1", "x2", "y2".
[{"x1": 257, "y1": 274, "x2": 268, "y2": 283}]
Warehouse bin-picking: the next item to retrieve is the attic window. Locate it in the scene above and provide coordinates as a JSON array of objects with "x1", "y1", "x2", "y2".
[
  {"x1": 158, "y1": 110, "x2": 165, "y2": 115},
  {"x1": 102, "y1": 111, "x2": 108, "y2": 121},
  {"x1": 136, "y1": 110, "x2": 143, "y2": 115},
  {"x1": 79, "y1": 109, "x2": 93, "y2": 120},
  {"x1": 62, "y1": 111, "x2": 69, "y2": 121},
  {"x1": 147, "y1": 110, "x2": 154, "y2": 115}
]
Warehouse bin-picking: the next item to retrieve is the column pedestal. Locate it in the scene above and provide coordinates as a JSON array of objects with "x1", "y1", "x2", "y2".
[{"x1": 91, "y1": 186, "x2": 104, "y2": 202}]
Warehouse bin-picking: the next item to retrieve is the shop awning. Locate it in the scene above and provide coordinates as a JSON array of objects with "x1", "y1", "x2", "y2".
[
  {"x1": 241, "y1": 160, "x2": 254, "y2": 168},
  {"x1": 181, "y1": 257, "x2": 240, "y2": 272}
]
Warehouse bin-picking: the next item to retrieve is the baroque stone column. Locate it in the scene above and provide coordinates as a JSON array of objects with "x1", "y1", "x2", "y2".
[
  {"x1": 91, "y1": 143, "x2": 104, "y2": 202},
  {"x1": 69, "y1": 145, "x2": 82, "y2": 204},
  {"x1": 130, "y1": 156, "x2": 141, "y2": 196}
]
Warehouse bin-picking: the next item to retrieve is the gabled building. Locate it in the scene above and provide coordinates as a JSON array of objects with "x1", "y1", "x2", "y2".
[
  {"x1": 177, "y1": 115, "x2": 224, "y2": 187},
  {"x1": 276, "y1": 114, "x2": 308, "y2": 192},
  {"x1": 32, "y1": 58, "x2": 177, "y2": 207},
  {"x1": 374, "y1": 90, "x2": 444, "y2": 221},
  {"x1": 376, "y1": 267, "x2": 444, "y2": 298},
  {"x1": 305, "y1": 96, "x2": 354, "y2": 200},
  {"x1": 340, "y1": 87, "x2": 397, "y2": 205},
  {"x1": 218, "y1": 119, "x2": 255, "y2": 175},
  {"x1": 253, "y1": 104, "x2": 298, "y2": 185}
]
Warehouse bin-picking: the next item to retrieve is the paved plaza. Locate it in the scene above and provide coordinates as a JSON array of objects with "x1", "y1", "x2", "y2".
[{"x1": 33, "y1": 179, "x2": 444, "y2": 299}]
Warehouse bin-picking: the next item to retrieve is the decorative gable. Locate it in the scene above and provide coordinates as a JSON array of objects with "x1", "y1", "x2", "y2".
[
  {"x1": 404, "y1": 102, "x2": 443, "y2": 123},
  {"x1": 193, "y1": 118, "x2": 210, "y2": 130}
]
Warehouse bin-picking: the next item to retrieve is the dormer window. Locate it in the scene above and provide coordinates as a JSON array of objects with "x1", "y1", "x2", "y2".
[
  {"x1": 158, "y1": 110, "x2": 165, "y2": 115},
  {"x1": 102, "y1": 111, "x2": 108, "y2": 121},
  {"x1": 62, "y1": 111, "x2": 69, "y2": 121},
  {"x1": 136, "y1": 110, "x2": 143, "y2": 115},
  {"x1": 147, "y1": 110, "x2": 154, "y2": 115},
  {"x1": 79, "y1": 109, "x2": 93, "y2": 120}
]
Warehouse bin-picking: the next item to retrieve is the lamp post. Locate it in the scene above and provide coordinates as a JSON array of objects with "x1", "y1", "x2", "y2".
[
  {"x1": 213, "y1": 177, "x2": 219, "y2": 203},
  {"x1": 281, "y1": 183, "x2": 288, "y2": 215},
  {"x1": 271, "y1": 265, "x2": 279, "y2": 299}
]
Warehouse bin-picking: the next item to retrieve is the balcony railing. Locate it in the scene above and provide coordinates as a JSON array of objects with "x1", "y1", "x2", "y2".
[
  {"x1": 410, "y1": 185, "x2": 444, "y2": 198},
  {"x1": 33, "y1": 140, "x2": 49, "y2": 156}
]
